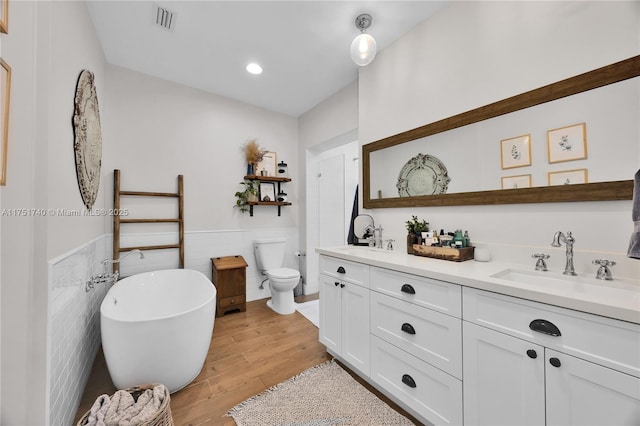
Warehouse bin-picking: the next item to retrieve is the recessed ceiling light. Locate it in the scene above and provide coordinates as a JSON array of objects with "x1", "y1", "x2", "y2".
[{"x1": 246, "y1": 63, "x2": 263, "y2": 75}]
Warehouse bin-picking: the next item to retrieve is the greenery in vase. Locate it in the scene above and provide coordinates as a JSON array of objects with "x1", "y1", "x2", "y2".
[
  {"x1": 405, "y1": 215, "x2": 429, "y2": 234},
  {"x1": 234, "y1": 181, "x2": 259, "y2": 213}
]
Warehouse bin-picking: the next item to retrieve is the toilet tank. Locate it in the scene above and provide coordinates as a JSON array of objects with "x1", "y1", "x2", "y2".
[{"x1": 254, "y1": 238, "x2": 286, "y2": 272}]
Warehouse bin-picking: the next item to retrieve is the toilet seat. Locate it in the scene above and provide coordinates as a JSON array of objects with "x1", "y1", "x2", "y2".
[{"x1": 268, "y1": 268, "x2": 300, "y2": 280}]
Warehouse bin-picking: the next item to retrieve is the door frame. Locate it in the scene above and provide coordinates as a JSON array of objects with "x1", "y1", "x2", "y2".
[{"x1": 304, "y1": 129, "x2": 358, "y2": 295}]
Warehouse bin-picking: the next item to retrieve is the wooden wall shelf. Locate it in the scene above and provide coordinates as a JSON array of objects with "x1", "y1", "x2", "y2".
[
  {"x1": 244, "y1": 175, "x2": 291, "y2": 183},
  {"x1": 243, "y1": 175, "x2": 292, "y2": 216}
]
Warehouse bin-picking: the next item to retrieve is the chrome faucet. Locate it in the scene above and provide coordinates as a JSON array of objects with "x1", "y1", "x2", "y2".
[
  {"x1": 551, "y1": 231, "x2": 577, "y2": 276},
  {"x1": 86, "y1": 250, "x2": 145, "y2": 291},
  {"x1": 102, "y1": 249, "x2": 145, "y2": 266}
]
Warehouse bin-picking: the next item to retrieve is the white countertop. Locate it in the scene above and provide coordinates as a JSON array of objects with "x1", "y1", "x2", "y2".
[{"x1": 316, "y1": 246, "x2": 640, "y2": 324}]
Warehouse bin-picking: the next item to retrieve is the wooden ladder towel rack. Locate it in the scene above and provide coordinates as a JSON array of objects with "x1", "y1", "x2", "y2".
[{"x1": 113, "y1": 169, "x2": 184, "y2": 274}]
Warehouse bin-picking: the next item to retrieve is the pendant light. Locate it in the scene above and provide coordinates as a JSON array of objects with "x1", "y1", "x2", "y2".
[{"x1": 350, "y1": 14, "x2": 377, "y2": 66}]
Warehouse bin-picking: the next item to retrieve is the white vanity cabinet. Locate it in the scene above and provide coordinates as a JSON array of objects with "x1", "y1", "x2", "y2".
[
  {"x1": 318, "y1": 255, "x2": 370, "y2": 376},
  {"x1": 369, "y1": 267, "x2": 463, "y2": 426},
  {"x1": 463, "y1": 287, "x2": 640, "y2": 426}
]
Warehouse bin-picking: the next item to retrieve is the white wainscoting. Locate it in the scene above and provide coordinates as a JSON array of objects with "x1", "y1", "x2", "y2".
[
  {"x1": 115, "y1": 227, "x2": 300, "y2": 302},
  {"x1": 47, "y1": 235, "x2": 109, "y2": 426}
]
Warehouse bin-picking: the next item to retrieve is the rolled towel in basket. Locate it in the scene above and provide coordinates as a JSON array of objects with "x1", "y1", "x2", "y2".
[
  {"x1": 628, "y1": 169, "x2": 640, "y2": 259},
  {"x1": 104, "y1": 384, "x2": 167, "y2": 426},
  {"x1": 86, "y1": 394, "x2": 110, "y2": 426}
]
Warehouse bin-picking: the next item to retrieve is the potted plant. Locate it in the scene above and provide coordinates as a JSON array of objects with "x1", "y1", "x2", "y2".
[
  {"x1": 234, "y1": 181, "x2": 259, "y2": 213},
  {"x1": 405, "y1": 215, "x2": 429, "y2": 254}
]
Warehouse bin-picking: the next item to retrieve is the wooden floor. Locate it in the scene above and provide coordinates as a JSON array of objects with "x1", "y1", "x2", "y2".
[{"x1": 75, "y1": 295, "x2": 420, "y2": 425}]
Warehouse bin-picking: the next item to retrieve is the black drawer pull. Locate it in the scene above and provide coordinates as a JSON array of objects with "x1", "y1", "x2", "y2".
[
  {"x1": 401, "y1": 323, "x2": 416, "y2": 335},
  {"x1": 334, "y1": 282, "x2": 340, "y2": 287},
  {"x1": 549, "y1": 357, "x2": 561, "y2": 368},
  {"x1": 401, "y1": 374, "x2": 417, "y2": 388},
  {"x1": 340, "y1": 283, "x2": 345, "y2": 288},
  {"x1": 529, "y1": 319, "x2": 561, "y2": 336},
  {"x1": 337, "y1": 266, "x2": 346, "y2": 274},
  {"x1": 526, "y1": 349, "x2": 537, "y2": 359},
  {"x1": 400, "y1": 284, "x2": 415, "y2": 294}
]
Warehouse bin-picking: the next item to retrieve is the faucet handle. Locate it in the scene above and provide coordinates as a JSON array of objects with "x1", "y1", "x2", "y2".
[
  {"x1": 592, "y1": 259, "x2": 616, "y2": 280},
  {"x1": 532, "y1": 253, "x2": 550, "y2": 271}
]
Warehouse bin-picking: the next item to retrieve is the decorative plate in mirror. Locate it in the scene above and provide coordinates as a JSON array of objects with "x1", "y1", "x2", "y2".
[{"x1": 397, "y1": 153, "x2": 451, "y2": 196}]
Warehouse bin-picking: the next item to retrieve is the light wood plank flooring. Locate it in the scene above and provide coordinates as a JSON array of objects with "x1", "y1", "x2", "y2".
[{"x1": 75, "y1": 296, "x2": 419, "y2": 425}]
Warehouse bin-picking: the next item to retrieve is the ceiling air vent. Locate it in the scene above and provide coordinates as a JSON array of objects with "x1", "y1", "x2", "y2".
[{"x1": 154, "y1": 5, "x2": 176, "y2": 31}]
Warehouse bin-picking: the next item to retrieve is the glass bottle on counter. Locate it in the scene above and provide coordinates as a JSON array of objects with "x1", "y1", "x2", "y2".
[{"x1": 453, "y1": 229, "x2": 465, "y2": 248}]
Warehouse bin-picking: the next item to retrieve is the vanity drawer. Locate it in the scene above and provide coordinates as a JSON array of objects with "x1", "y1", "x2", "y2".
[
  {"x1": 319, "y1": 256, "x2": 368, "y2": 287},
  {"x1": 370, "y1": 266, "x2": 461, "y2": 317},
  {"x1": 370, "y1": 291, "x2": 462, "y2": 378},
  {"x1": 219, "y1": 295, "x2": 246, "y2": 308},
  {"x1": 370, "y1": 335, "x2": 463, "y2": 426},
  {"x1": 463, "y1": 287, "x2": 640, "y2": 377}
]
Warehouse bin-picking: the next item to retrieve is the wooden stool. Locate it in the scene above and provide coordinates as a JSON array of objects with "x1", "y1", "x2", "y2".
[{"x1": 211, "y1": 255, "x2": 247, "y2": 317}]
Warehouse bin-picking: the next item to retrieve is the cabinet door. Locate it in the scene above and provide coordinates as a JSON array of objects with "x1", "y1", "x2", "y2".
[
  {"x1": 341, "y1": 281, "x2": 370, "y2": 376},
  {"x1": 546, "y1": 349, "x2": 640, "y2": 426},
  {"x1": 463, "y1": 322, "x2": 545, "y2": 426},
  {"x1": 319, "y1": 273, "x2": 342, "y2": 354}
]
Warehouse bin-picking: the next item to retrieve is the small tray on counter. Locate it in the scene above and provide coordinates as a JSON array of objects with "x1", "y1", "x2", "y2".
[{"x1": 412, "y1": 244, "x2": 475, "y2": 262}]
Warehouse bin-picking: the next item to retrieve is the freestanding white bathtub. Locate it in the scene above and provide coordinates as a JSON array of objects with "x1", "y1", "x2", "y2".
[{"x1": 101, "y1": 269, "x2": 216, "y2": 393}]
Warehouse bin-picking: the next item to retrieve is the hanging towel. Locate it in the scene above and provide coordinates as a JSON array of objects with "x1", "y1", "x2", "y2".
[
  {"x1": 628, "y1": 169, "x2": 640, "y2": 259},
  {"x1": 347, "y1": 185, "x2": 359, "y2": 245}
]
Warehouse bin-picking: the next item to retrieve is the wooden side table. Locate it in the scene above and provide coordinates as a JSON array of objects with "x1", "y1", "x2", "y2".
[{"x1": 211, "y1": 255, "x2": 248, "y2": 317}]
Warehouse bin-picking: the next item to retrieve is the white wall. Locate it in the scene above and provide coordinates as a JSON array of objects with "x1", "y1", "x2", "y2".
[
  {"x1": 1, "y1": 1, "x2": 107, "y2": 424},
  {"x1": 103, "y1": 64, "x2": 299, "y2": 233},
  {"x1": 102, "y1": 65, "x2": 301, "y2": 301},
  {"x1": 358, "y1": 1, "x2": 639, "y2": 280}
]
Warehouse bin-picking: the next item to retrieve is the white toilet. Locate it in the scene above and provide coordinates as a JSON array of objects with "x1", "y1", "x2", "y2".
[{"x1": 254, "y1": 238, "x2": 300, "y2": 315}]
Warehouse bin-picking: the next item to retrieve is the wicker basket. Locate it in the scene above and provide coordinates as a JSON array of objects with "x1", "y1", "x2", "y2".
[{"x1": 77, "y1": 384, "x2": 173, "y2": 426}]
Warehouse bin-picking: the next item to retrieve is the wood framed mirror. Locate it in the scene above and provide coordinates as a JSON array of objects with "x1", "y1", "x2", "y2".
[{"x1": 363, "y1": 55, "x2": 638, "y2": 209}]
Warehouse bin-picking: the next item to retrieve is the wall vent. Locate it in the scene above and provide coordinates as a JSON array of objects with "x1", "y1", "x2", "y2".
[{"x1": 154, "y1": 5, "x2": 176, "y2": 31}]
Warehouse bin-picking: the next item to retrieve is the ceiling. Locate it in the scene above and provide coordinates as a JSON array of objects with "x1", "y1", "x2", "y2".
[{"x1": 86, "y1": 1, "x2": 448, "y2": 117}]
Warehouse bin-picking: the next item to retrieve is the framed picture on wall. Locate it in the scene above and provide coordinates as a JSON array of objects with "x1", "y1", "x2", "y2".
[
  {"x1": 0, "y1": 0, "x2": 7, "y2": 34},
  {"x1": 257, "y1": 151, "x2": 277, "y2": 177},
  {"x1": 548, "y1": 168, "x2": 588, "y2": 186},
  {"x1": 547, "y1": 122, "x2": 587, "y2": 163},
  {"x1": 0, "y1": 58, "x2": 11, "y2": 185},
  {"x1": 501, "y1": 174, "x2": 532, "y2": 190},
  {"x1": 500, "y1": 134, "x2": 531, "y2": 169},
  {"x1": 259, "y1": 182, "x2": 275, "y2": 202}
]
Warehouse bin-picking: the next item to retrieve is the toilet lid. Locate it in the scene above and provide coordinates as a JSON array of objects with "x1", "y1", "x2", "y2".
[{"x1": 268, "y1": 268, "x2": 300, "y2": 279}]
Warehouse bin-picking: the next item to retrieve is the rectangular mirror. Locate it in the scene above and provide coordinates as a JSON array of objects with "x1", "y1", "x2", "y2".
[{"x1": 363, "y1": 56, "x2": 638, "y2": 208}]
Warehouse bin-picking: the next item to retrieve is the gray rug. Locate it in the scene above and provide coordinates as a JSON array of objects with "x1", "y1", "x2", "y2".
[{"x1": 226, "y1": 360, "x2": 414, "y2": 425}]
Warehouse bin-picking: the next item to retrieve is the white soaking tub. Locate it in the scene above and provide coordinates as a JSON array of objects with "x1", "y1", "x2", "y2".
[{"x1": 100, "y1": 269, "x2": 216, "y2": 393}]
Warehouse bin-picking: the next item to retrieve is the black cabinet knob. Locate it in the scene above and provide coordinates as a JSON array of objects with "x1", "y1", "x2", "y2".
[
  {"x1": 401, "y1": 284, "x2": 416, "y2": 294},
  {"x1": 526, "y1": 349, "x2": 537, "y2": 359},
  {"x1": 334, "y1": 282, "x2": 340, "y2": 287},
  {"x1": 401, "y1": 323, "x2": 416, "y2": 335},
  {"x1": 401, "y1": 374, "x2": 417, "y2": 388},
  {"x1": 529, "y1": 319, "x2": 561, "y2": 336},
  {"x1": 549, "y1": 357, "x2": 561, "y2": 368},
  {"x1": 340, "y1": 283, "x2": 345, "y2": 288},
  {"x1": 337, "y1": 266, "x2": 346, "y2": 274}
]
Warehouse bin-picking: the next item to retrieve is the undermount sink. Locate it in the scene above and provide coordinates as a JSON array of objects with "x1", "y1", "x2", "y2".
[
  {"x1": 490, "y1": 268, "x2": 639, "y2": 298},
  {"x1": 333, "y1": 246, "x2": 391, "y2": 255},
  {"x1": 490, "y1": 268, "x2": 584, "y2": 288}
]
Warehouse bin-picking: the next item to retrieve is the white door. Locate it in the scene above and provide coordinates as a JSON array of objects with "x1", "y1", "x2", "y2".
[
  {"x1": 318, "y1": 273, "x2": 342, "y2": 354},
  {"x1": 341, "y1": 281, "x2": 370, "y2": 375},
  {"x1": 546, "y1": 349, "x2": 640, "y2": 426},
  {"x1": 318, "y1": 154, "x2": 345, "y2": 247},
  {"x1": 463, "y1": 322, "x2": 545, "y2": 426}
]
